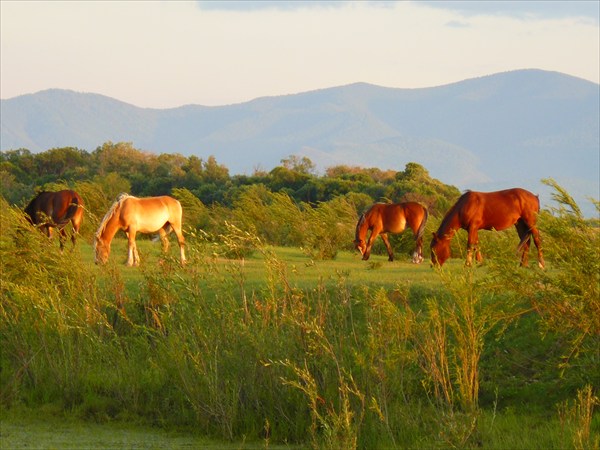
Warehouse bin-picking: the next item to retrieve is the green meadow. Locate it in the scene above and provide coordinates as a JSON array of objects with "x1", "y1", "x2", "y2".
[{"x1": 1, "y1": 193, "x2": 599, "y2": 449}]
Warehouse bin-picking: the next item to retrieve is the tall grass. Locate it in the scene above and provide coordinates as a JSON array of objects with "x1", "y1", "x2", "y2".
[{"x1": 1, "y1": 183, "x2": 599, "y2": 448}]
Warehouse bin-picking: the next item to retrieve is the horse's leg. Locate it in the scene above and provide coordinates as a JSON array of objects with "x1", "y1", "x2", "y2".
[
  {"x1": 363, "y1": 226, "x2": 381, "y2": 261},
  {"x1": 531, "y1": 226, "x2": 545, "y2": 269},
  {"x1": 126, "y1": 230, "x2": 138, "y2": 266},
  {"x1": 380, "y1": 233, "x2": 394, "y2": 262},
  {"x1": 414, "y1": 239, "x2": 422, "y2": 264},
  {"x1": 70, "y1": 218, "x2": 79, "y2": 248},
  {"x1": 70, "y1": 226, "x2": 77, "y2": 247},
  {"x1": 525, "y1": 212, "x2": 544, "y2": 268},
  {"x1": 466, "y1": 228, "x2": 480, "y2": 266},
  {"x1": 125, "y1": 232, "x2": 134, "y2": 266},
  {"x1": 58, "y1": 227, "x2": 67, "y2": 251},
  {"x1": 158, "y1": 228, "x2": 169, "y2": 253},
  {"x1": 133, "y1": 242, "x2": 140, "y2": 266},
  {"x1": 515, "y1": 220, "x2": 531, "y2": 267},
  {"x1": 172, "y1": 226, "x2": 186, "y2": 264},
  {"x1": 413, "y1": 229, "x2": 424, "y2": 264},
  {"x1": 403, "y1": 215, "x2": 420, "y2": 264},
  {"x1": 517, "y1": 219, "x2": 545, "y2": 269}
]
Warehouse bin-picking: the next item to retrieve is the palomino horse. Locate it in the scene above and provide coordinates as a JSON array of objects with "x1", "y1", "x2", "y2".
[
  {"x1": 24, "y1": 189, "x2": 84, "y2": 250},
  {"x1": 430, "y1": 188, "x2": 545, "y2": 268},
  {"x1": 354, "y1": 202, "x2": 429, "y2": 263},
  {"x1": 95, "y1": 193, "x2": 186, "y2": 266}
]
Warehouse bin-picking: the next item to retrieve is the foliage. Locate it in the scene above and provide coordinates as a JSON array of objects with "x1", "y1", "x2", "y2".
[
  {"x1": 1, "y1": 152, "x2": 599, "y2": 448},
  {"x1": 299, "y1": 195, "x2": 357, "y2": 260},
  {"x1": 534, "y1": 179, "x2": 600, "y2": 369},
  {"x1": 1, "y1": 144, "x2": 459, "y2": 218},
  {"x1": 2, "y1": 144, "x2": 465, "y2": 262}
]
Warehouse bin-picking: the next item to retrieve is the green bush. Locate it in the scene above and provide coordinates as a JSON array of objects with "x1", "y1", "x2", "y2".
[{"x1": 1, "y1": 181, "x2": 599, "y2": 449}]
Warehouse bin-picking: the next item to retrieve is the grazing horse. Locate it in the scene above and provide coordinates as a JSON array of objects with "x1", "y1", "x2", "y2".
[
  {"x1": 430, "y1": 188, "x2": 545, "y2": 268},
  {"x1": 94, "y1": 193, "x2": 186, "y2": 266},
  {"x1": 354, "y1": 202, "x2": 429, "y2": 263},
  {"x1": 24, "y1": 189, "x2": 84, "y2": 250}
]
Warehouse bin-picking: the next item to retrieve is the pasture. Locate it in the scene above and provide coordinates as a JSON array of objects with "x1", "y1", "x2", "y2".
[{"x1": 1, "y1": 197, "x2": 599, "y2": 449}]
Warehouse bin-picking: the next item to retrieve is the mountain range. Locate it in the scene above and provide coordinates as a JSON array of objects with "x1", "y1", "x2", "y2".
[{"x1": 1, "y1": 69, "x2": 598, "y2": 215}]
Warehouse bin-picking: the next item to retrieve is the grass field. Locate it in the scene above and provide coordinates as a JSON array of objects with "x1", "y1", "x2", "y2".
[
  {"x1": 1, "y1": 221, "x2": 598, "y2": 449},
  {"x1": 90, "y1": 236, "x2": 451, "y2": 287}
]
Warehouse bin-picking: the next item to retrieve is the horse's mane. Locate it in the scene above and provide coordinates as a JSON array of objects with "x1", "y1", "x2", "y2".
[
  {"x1": 355, "y1": 213, "x2": 367, "y2": 241},
  {"x1": 95, "y1": 193, "x2": 134, "y2": 239},
  {"x1": 437, "y1": 190, "x2": 471, "y2": 236}
]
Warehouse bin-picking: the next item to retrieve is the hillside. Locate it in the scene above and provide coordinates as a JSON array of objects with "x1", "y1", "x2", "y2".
[{"x1": 1, "y1": 69, "x2": 598, "y2": 214}]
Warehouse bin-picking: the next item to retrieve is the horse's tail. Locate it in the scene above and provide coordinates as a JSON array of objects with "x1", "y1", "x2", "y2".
[
  {"x1": 65, "y1": 194, "x2": 81, "y2": 221},
  {"x1": 416, "y1": 205, "x2": 429, "y2": 241},
  {"x1": 517, "y1": 233, "x2": 531, "y2": 253},
  {"x1": 53, "y1": 193, "x2": 81, "y2": 227}
]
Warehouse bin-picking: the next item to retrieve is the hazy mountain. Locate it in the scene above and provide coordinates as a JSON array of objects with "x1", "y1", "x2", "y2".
[{"x1": 1, "y1": 69, "x2": 598, "y2": 214}]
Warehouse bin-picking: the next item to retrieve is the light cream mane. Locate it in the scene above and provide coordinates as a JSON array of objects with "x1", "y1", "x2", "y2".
[{"x1": 95, "y1": 193, "x2": 135, "y2": 241}]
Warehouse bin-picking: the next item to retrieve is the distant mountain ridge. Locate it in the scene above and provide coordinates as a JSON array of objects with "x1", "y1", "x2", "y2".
[{"x1": 1, "y1": 69, "x2": 598, "y2": 214}]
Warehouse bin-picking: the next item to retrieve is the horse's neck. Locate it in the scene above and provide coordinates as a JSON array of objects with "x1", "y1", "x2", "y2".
[
  {"x1": 97, "y1": 207, "x2": 122, "y2": 244},
  {"x1": 355, "y1": 215, "x2": 368, "y2": 240},
  {"x1": 438, "y1": 209, "x2": 461, "y2": 238}
]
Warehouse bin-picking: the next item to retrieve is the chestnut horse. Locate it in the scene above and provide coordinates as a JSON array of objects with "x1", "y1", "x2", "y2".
[
  {"x1": 24, "y1": 189, "x2": 84, "y2": 250},
  {"x1": 354, "y1": 202, "x2": 429, "y2": 263},
  {"x1": 95, "y1": 193, "x2": 186, "y2": 266},
  {"x1": 430, "y1": 188, "x2": 544, "y2": 268}
]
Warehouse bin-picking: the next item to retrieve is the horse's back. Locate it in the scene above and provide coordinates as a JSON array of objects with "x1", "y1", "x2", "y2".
[
  {"x1": 480, "y1": 188, "x2": 539, "y2": 214},
  {"x1": 121, "y1": 195, "x2": 182, "y2": 231},
  {"x1": 365, "y1": 203, "x2": 401, "y2": 225},
  {"x1": 461, "y1": 188, "x2": 539, "y2": 230},
  {"x1": 364, "y1": 202, "x2": 426, "y2": 234},
  {"x1": 25, "y1": 190, "x2": 80, "y2": 221}
]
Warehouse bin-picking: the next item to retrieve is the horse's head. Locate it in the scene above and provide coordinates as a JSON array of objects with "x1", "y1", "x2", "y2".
[
  {"x1": 354, "y1": 238, "x2": 366, "y2": 256},
  {"x1": 430, "y1": 232, "x2": 450, "y2": 267},
  {"x1": 94, "y1": 236, "x2": 110, "y2": 265}
]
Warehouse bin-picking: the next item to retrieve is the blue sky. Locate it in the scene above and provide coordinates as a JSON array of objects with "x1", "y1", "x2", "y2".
[{"x1": 1, "y1": 1, "x2": 598, "y2": 108}]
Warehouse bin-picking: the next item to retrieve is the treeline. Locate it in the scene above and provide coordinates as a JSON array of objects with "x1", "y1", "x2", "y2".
[{"x1": 1, "y1": 141, "x2": 460, "y2": 215}]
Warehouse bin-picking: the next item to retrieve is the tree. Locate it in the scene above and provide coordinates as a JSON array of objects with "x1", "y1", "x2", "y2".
[
  {"x1": 203, "y1": 155, "x2": 229, "y2": 184},
  {"x1": 35, "y1": 147, "x2": 90, "y2": 179},
  {"x1": 93, "y1": 142, "x2": 154, "y2": 178},
  {"x1": 281, "y1": 155, "x2": 316, "y2": 175}
]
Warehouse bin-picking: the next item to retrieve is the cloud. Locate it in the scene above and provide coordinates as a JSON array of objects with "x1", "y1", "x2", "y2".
[
  {"x1": 2, "y1": 0, "x2": 597, "y2": 108},
  {"x1": 196, "y1": 1, "x2": 348, "y2": 12},
  {"x1": 445, "y1": 20, "x2": 471, "y2": 29},
  {"x1": 418, "y1": 1, "x2": 599, "y2": 23}
]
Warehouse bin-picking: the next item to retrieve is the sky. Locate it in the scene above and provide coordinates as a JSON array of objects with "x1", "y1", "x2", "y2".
[{"x1": 1, "y1": 1, "x2": 598, "y2": 108}]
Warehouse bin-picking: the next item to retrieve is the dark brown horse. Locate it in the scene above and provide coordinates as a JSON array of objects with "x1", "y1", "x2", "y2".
[
  {"x1": 354, "y1": 202, "x2": 429, "y2": 263},
  {"x1": 430, "y1": 188, "x2": 544, "y2": 268},
  {"x1": 24, "y1": 190, "x2": 84, "y2": 250}
]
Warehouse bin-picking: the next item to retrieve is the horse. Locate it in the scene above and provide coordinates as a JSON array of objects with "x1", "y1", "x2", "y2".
[
  {"x1": 430, "y1": 188, "x2": 545, "y2": 268},
  {"x1": 354, "y1": 202, "x2": 429, "y2": 263},
  {"x1": 24, "y1": 189, "x2": 84, "y2": 250},
  {"x1": 94, "y1": 193, "x2": 186, "y2": 266}
]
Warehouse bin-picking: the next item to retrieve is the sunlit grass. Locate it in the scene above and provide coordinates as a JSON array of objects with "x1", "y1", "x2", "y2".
[
  {"x1": 81, "y1": 236, "x2": 467, "y2": 293},
  {"x1": 3, "y1": 212, "x2": 596, "y2": 449}
]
